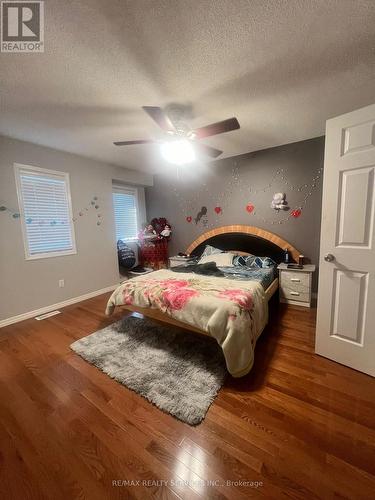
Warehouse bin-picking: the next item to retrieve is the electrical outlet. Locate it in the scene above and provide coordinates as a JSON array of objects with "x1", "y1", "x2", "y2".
[{"x1": 58, "y1": 279, "x2": 65, "y2": 288}]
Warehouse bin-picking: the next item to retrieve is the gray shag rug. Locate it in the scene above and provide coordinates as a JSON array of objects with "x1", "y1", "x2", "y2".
[{"x1": 70, "y1": 316, "x2": 227, "y2": 425}]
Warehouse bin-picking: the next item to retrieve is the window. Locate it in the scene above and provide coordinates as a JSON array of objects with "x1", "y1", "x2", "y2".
[
  {"x1": 112, "y1": 185, "x2": 138, "y2": 241},
  {"x1": 14, "y1": 164, "x2": 76, "y2": 260}
]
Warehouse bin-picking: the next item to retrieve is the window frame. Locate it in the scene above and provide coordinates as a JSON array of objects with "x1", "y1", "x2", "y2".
[
  {"x1": 112, "y1": 184, "x2": 140, "y2": 242},
  {"x1": 14, "y1": 163, "x2": 77, "y2": 261}
]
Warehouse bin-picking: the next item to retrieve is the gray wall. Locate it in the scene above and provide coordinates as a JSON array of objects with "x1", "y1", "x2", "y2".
[
  {"x1": 0, "y1": 135, "x2": 153, "y2": 321},
  {"x1": 146, "y1": 137, "x2": 324, "y2": 290}
]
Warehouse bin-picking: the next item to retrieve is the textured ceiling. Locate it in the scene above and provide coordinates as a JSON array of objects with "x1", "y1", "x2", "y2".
[{"x1": 1, "y1": 0, "x2": 375, "y2": 173}]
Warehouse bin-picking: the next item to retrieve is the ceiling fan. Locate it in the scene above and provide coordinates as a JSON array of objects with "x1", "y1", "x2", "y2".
[{"x1": 113, "y1": 106, "x2": 240, "y2": 164}]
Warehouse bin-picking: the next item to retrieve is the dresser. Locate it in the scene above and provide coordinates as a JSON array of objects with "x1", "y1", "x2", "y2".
[{"x1": 277, "y1": 263, "x2": 316, "y2": 307}]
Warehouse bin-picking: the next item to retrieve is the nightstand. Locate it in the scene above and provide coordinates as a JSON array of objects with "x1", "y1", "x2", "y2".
[{"x1": 277, "y1": 263, "x2": 316, "y2": 308}]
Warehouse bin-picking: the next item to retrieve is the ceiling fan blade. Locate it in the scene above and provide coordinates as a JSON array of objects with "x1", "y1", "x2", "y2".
[
  {"x1": 195, "y1": 142, "x2": 223, "y2": 158},
  {"x1": 193, "y1": 117, "x2": 240, "y2": 140},
  {"x1": 142, "y1": 106, "x2": 176, "y2": 133},
  {"x1": 113, "y1": 140, "x2": 156, "y2": 146}
]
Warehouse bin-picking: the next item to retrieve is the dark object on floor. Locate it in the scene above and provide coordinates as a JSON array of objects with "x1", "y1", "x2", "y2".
[
  {"x1": 70, "y1": 316, "x2": 226, "y2": 425},
  {"x1": 128, "y1": 266, "x2": 152, "y2": 275}
]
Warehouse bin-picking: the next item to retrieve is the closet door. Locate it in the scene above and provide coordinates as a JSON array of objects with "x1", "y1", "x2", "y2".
[{"x1": 316, "y1": 104, "x2": 375, "y2": 376}]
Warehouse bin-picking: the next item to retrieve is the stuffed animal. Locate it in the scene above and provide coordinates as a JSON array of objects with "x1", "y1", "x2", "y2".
[
  {"x1": 143, "y1": 224, "x2": 157, "y2": 239},
  {"x1": 160, "y1": 224, "x2": 172, "y2": 238},
  {"x1": 271, "y1": 193, "x2": 289, "y2": 211}
]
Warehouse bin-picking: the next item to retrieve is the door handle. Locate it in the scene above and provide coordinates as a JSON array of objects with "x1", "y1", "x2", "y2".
[{"x1": 324, "y1": 253, "x2": 335, "y2": 262}]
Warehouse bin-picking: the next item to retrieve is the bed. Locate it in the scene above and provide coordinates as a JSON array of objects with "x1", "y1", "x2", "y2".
[{"x1": 106, "y1": 225, "x2": 300, "y2": 377}]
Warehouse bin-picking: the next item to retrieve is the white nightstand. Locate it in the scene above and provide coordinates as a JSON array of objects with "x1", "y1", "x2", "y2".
[
  {"x1": 277, "y1": 263, "x2": 316, "y2": 308},
  {"x1": 169, "y1": 256, "x2": 196, "y2": 268}
]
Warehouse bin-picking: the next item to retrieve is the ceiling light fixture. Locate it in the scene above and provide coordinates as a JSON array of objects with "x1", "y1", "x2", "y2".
[{"x1": 160, "y1": 139, "x2": 195, "y2": 165}]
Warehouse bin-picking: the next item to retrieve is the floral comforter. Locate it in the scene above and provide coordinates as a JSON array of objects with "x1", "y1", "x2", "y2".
[{"x1": 106, "y1": 270, "x2": 268, "y2": 377}]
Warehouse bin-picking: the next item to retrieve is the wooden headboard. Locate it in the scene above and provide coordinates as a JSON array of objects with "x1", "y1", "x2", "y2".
[{"x1": 186, "y1": 225, "x2": 301, "y2": 263}]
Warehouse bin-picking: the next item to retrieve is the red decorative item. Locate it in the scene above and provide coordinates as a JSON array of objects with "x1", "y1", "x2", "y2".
[
  {"x1": 246, "y1": 203, "x2": 255, "y2": 213},
  {"x1": 138, "y1": 217, "x2": 171, "y2": 270},
  {"x1": 291, "y1": 208, "x2": 302, "y2": 218},
  {"x1": 140, "y1": 239, "x2": 169, "y2": 270},
  {"x1": 214, "y1": 206, "x2": 222, "y2": 215},
  {"x1": 186, "y1": 216, "x2": 192, "y2": 223}
]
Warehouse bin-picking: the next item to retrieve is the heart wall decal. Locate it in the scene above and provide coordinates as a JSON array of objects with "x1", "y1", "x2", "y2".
[{"x1": 291, "y1": 208, "x2": 302, "y2": 218}]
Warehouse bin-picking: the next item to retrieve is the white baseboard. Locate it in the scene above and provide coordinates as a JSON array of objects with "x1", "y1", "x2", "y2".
[{"x1": 0, "y1": 284, "x2": 118, "y2": 329}]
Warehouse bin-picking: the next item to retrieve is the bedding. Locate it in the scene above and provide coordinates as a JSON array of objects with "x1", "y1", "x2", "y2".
[
  {"x1": 172, "y1": 261, "x2": 225, "y2": 277},
  {"x1": 198, "y1": 252, "x2": 235, "y2": 266},
  {"x1": 171, "y1": 262, "x2": 277, "y2": 290},
  {"x1": 219, "y1": 266, "x2": 277, "y2": 289},
  {"x1": 233, "y1": 254, "x2": 276, "y2": 268},
  {"x1": 200, "y1": 244, "x2": 224, "y2": 257},
  {"x1": 106, "y1": 269, "x2": 268, "y2": 377}
]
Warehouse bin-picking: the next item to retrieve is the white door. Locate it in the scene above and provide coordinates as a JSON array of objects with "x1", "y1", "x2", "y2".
[{"x1": 316, "y1": 104, "x2": 375, "y2": 377}]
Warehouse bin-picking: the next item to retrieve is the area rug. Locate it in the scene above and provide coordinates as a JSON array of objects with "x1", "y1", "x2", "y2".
[{"x1": 70, "y1": 316, "x2": 227, "y2": 425}]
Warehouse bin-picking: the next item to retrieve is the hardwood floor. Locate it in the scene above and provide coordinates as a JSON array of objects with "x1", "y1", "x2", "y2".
[{"x1": 0, "y1": 295, "x2": 374, "y2": 499}]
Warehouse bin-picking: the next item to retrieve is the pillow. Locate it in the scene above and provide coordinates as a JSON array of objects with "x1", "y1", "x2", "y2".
[
  {"x1": 232, "y1": 254, "x2": 252, "y2": 267},
  {"x1": 200, "y1": 244, "x2": 224, "y2": 258},
  {"x1": 198, "y1": 252, "x2": 235, "y2": 267},
  {"x1": 234, "y1": 254, "x2": 276, "y2": 268}
]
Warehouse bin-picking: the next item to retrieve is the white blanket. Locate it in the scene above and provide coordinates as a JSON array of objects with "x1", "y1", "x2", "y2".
[{"x1": 106, "y1": 270, "x2": 268, "y2": 377}]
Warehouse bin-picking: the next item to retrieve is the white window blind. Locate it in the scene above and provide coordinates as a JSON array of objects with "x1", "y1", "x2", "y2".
[
  {"x1": 14, "y1": 164, "x2": 76, "y2": 259},
  {"x1": 112, "y1": 186, "x2": 138, "y2": 241}
]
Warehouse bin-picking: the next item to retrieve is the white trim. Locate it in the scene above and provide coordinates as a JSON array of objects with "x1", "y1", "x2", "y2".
[
  {"x1": 14, "y1": 163, "x2": 77, "y2": 260},
  {"x1": 0, "y1": 284, "x2": 119, "y2": 329},
  {"x1": 112, "y1": 184, "x2": 138, "y2": 196}
]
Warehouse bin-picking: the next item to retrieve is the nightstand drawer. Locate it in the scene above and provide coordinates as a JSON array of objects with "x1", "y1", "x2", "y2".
[
  {"x1": 280, "y1": 271, "x2": 310, "y2": 290},
  {"x1": 277, "y1": 263, "x2": 315, "y2": 308},
  {"x1": 280, "y1": 287, "x2": 310, "y2": 303}
]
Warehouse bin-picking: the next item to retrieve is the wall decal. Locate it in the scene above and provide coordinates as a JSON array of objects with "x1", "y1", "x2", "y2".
[
  {"x1": 73, "y1": 196, "x2": 102, "y2": 226},
  {"x1": 0, "y1": 196, "x2": 106, "y2": 226},
  {"x1": 271, "y1": 193, "x2": 289, "y2": 211},
  {"x1": 171, "y1": 163, "x2": 322, "y2": 228},
  {"x1": 0, "y1": 203, "x2": 20, "y2": 219},
  {"x1": 195, "y1": 206, "x2": 207, "y2": 224},
  {"x1": 291, "y1": 208, "x2": 302, "y2": 218},
  {"x1": 214, "y1": 206, "x2": 222, "y2": 215}
]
